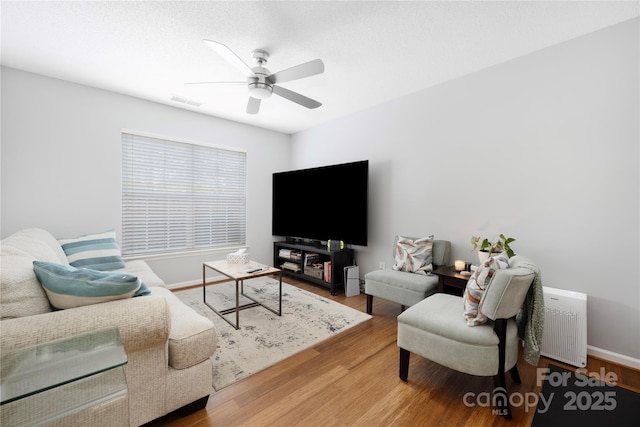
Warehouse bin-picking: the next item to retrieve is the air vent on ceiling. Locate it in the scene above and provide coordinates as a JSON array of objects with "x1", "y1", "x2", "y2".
[{"x1": 170, "y1": 95, "x2": 202, "y2": 107}]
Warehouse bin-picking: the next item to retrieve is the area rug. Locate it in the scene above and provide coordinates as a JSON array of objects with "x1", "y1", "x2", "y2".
[
  {"x1": 174, "y1": 277, "x2": 371, "y2": 390},
  {"x1": 532, "y1": 364, "x2": 640, "y2": 426}
]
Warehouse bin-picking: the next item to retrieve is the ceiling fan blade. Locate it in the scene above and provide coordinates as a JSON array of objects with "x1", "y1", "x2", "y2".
[
  {"x1": 185, "y1": 81, "x2": 246, "y2": 86},
  {"x1": 203, "y1": 39, "x2": 255, "y2": 77},
  {"x1": 272, "y1": 85, "x2": 322, "y2": 109},
  {"x1": 267, "y1": 59, "x2": 324, "y2": 84},
  {"x1": 246, "y1": 97, "x2": 261, "y2": 114}
]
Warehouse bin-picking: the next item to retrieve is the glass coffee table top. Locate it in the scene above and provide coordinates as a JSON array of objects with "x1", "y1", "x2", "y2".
[{"x1": 0, "y1": 327, "x2": 127, "y2": 404}]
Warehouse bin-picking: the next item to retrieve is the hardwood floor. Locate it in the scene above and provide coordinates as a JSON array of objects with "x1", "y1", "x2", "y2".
[{"x1": 149, "y1": 277, "x2": 640, "y2": 426}]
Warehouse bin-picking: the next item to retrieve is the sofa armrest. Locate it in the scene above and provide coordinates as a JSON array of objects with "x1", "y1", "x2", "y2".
[{"x1": 0, "y1": 295, "x2": 169, "y2": 354}]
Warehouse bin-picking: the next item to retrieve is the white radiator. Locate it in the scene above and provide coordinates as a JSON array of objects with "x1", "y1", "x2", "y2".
[{"x1": 540, "y1": 286, "x2": 587, "y2": 367}]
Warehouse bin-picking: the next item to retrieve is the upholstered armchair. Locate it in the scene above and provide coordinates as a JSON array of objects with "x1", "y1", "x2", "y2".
[
  {"x1": 364, "y1": 236, "x2": 451, "y2": 315},
  {"x1": 397, "y1": 256, "x2": 538, "y2": 419}
]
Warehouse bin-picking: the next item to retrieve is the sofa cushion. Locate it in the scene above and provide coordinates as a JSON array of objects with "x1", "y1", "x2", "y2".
[
  {"x1": 1, "y1": 228, "x2": 69, "y2": 264},
  {"x1": 0, "y1": 228, "x2": 70, "y2": 319},
  {"x1": 150, "y1": 287, "x2": 217, "y2": 370},
  {"x1": 115, "y1": 260, "x2": 166, "y2": 288},
  {"x1": 392, "y1": 235, "x2": 434, "y2": 275},
  {"x1": 0, "y1": 255, "x2": 53, "y2": 319},
  {"x1": 58, "y1": 229, "x2": 126, "y2": 271},
  {"x1": 33, "y1": 261, "x2": 143, "y2": 309}
]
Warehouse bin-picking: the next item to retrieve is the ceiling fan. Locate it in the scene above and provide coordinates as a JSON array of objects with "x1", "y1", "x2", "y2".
[{"x1": 187, "y1": 40, "x2": 324, "y2": 114}]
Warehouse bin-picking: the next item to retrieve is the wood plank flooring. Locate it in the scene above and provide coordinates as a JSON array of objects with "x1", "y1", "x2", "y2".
[{"x1": 148, "y1": 277, "x2": 640, "y2": 426}]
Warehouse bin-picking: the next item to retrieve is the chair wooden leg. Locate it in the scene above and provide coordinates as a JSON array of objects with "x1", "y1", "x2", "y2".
[
  {"x1": 366, "y1": 294, "x2": 373, "y2": 315},
  {"x1": 510, "y1": 365, "x2": 521, "y2": 384},
  {"x1": 493, "y1": 319, "x2": 512, "y2": 420},
  {"x1": 399, "y1": 347, "x2": 410, "y2": 381},
  {"x1": 492, "y1": 375, "x2": 511, "y2": 420}
]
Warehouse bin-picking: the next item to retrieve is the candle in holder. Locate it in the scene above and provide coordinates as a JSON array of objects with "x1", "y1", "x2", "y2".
[{"x1": 454, "y1": 260, "x2": 465, "y2": 271}]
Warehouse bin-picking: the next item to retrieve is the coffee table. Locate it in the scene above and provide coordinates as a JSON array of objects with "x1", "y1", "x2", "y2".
[{"x1": 202, "y1": 260, "x2": 282, "y2": 329}]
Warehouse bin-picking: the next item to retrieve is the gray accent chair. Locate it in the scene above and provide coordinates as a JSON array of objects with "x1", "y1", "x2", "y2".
[
  {"x1": 364, "y1": 238, "x2": 451, "y2": 315},
  {"x1": 397, "y1": 255, "x2": 537, "y2": 420}
]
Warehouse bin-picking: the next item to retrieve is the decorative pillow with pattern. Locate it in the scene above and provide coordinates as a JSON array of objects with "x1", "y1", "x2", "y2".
[
  {"x1": 463, "y1": 253, "x2": 509, "y2": 326},
  {"x1": 58, "y1": 229, "x2": 126, "y2": 271},
  {"x1": 392, "y1": 235, "x2": 434, "y2": 275}
]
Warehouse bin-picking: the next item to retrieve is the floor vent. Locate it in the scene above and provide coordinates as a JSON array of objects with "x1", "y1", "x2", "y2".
[{"x1": 540, "y1": 286, "x2": 587, "y2": 367}]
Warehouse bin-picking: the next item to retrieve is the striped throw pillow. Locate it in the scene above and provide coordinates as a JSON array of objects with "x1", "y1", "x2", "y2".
[
  {"x1": 58, "y1": 230, "x2": 126, "y2": 271},
  {"x1": 33, "y1": 261, "x2": 144, "y2": 309}
]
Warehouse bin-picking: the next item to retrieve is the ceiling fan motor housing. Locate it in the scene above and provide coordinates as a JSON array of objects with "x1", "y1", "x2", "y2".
[{"x1": 248, "y1": 65, "x2": 273, "y2": 99}]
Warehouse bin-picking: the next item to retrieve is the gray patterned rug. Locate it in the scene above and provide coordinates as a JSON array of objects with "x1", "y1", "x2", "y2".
[{"x1": 174, "y1": 277, "x2": 371, "y2": 390}]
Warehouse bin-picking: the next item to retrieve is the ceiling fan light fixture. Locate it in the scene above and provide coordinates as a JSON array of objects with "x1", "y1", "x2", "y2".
[{"x1": 248, "y1": 82, "x2": 273, "y2": 99}]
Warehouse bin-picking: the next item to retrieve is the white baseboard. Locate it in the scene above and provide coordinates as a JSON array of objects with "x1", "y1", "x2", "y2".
[
  {"x1": 166, "y1": 279, "x2": 201, "y2": 290},
  {"x1": 588, "y1": 345, "x2": 640, "y2": 370}
]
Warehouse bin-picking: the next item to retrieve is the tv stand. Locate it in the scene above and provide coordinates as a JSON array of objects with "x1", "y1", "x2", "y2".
[
  {"x1": 274, "y1": 241, "x2": 354, "y2": 296},
  {"x1": 286, "y1": 237, "x2": 323, "y2": 247}
]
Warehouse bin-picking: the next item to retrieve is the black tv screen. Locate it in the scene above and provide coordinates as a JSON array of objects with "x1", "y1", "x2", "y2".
[{"x1": 272, "y1": 160, "x2": 368, "y2": 246}]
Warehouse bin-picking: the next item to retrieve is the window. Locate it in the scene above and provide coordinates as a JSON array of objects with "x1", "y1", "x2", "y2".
[{"x1": 121, "y1": 131, "x2": 246, "y2": 256}]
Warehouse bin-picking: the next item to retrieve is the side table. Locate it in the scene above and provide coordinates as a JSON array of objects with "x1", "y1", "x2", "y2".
[
  {"x1": 0, "y1": 327, "x2": 129, "y2": 426},
  {"x1": 434, "y1": 265, "x2": 471, "y2": 296}
]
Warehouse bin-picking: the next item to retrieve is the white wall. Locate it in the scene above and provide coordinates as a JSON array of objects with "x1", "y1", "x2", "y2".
[
  {"x1": 1, "y1": 67, "x2": 291, "y2": 284},
  {"x1": 291, "y1": 18, "x2": 640, "y2": 363},
  {"x1": 1, "y1": 18, "x2": 638, "y2": 365}
]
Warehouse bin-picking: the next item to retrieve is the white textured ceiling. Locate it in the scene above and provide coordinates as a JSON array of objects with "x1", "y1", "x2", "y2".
[{"x1": 2, "y1": 1, "x2": 638, "y2": 134}]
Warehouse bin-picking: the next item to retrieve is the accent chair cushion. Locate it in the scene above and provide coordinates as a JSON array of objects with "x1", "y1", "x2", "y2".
[
  {"x1": 58, "y1": 229, "x2": 126, "y2": 271},
  {"x1": 365, "y1": 269, "x2": 439, "y2": 307},
  {"x1": 392, "y1": 235, "x2": 434, "y2": 275},
  {"x1": 33, "y1": 261, "x2": 146, "y2": 309},
  {"x1": 463, "y1": 253, "x2": 509, "y2": 326},
  {"x1": 397, "y1": 293, "x2": 519, "y2": 376}
]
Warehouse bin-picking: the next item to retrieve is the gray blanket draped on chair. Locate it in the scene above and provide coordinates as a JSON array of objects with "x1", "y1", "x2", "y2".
[{"x1": 515, "y1": 260, "x2": 545, "y2": 366}]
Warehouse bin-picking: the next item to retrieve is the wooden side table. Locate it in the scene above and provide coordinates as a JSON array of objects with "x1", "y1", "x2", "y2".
[{"x1": 434, "y1": 265, "x2": 471, "y2": 296}]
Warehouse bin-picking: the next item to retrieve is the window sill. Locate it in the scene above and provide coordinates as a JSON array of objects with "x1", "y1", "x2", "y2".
[{"x1": 123, "y1": 246, "x2": 248, "y2": 262}]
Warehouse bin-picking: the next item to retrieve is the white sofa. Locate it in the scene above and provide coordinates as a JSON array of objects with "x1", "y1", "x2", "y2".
[{"x1": 0, "y1": 228, "x2": 217, "y2": 426}]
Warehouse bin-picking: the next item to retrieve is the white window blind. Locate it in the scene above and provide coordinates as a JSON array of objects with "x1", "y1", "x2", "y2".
[{"x1": 121, "y1": 132, "x2": 246, "y2": 256}]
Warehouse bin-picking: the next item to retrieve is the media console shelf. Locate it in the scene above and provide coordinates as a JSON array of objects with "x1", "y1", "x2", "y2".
[{"x1": 274, "y1": 241, "x2": 354, "y2": 296}]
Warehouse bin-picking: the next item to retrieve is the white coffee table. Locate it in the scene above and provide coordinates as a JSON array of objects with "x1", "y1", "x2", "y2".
[{"x1": 202, "y1": 260, "x2": 282, "y2": 329}]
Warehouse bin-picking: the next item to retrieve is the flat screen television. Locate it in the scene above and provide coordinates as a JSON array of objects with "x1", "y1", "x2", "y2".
[{"x1": 272, "y1": 160, "x2": 368, "y2": 246}]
